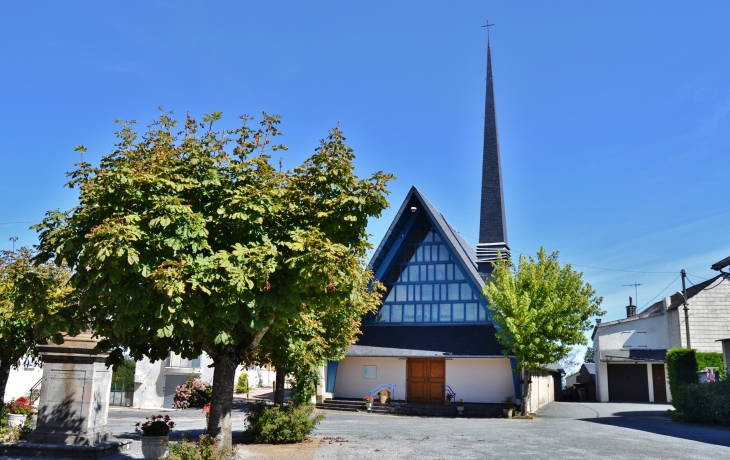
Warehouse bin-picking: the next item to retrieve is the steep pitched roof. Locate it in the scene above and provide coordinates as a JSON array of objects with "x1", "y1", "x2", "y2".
[
  {"x1": 711, "y1": 255, "x2": 730, "y2": 271},
  {"x1": 641, "y1": 274, "x2": 725, "y2": 314},
  {"x1": 368, "y1": 186, "x2": 484, "y2": 290}
]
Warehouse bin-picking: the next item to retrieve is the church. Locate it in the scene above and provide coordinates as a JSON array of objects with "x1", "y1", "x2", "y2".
[{"x1": 318, "y1": 40, "x2": 527, "y2": 405}]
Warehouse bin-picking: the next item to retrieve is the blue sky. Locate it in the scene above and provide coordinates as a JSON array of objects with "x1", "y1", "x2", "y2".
[{"x1": 1, "y1": 1, "x2": 729, "y2": 326}]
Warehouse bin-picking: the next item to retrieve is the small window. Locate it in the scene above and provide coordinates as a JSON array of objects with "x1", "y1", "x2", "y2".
[{"x1": 363, "y1": 366, "x2": 377, "y2": 379}]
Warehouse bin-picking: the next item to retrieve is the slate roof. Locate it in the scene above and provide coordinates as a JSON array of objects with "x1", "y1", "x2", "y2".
[
  {"x1": 711, "y1": 255, "x2": 730, "y2": 271},
  {"x1": 368, "y1": 186, "x2": 484, "y2": 291},
  {"x1": 478, "y1": 40, "x2": 508, "y2": 247},
  {"x1": 347, "y1": 324, "x2": 505, "y2": 358},
  {"x1": 583, "y1": 362, "x2": 596, "y2": 375},
  {"x1": 640, "y1": 274, "x2": 724, "y2": 314},
  {"x1": 599, "y1": 349, "x2": 667, "y2": 363}
]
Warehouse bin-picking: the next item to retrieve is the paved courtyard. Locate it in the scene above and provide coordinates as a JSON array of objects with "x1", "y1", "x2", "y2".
[{"x1": 2, "y1": 402, "x2": 729, "y2": 459}]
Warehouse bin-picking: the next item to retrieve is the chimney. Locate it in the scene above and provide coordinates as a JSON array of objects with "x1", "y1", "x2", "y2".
[{"x1": 626, "y1": 296, "x2": 637, "y2": 318}]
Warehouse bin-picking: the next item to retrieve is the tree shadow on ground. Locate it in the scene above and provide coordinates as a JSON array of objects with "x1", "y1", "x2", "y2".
[{"x1": 579, "y1": 411, "x2": 730, "y2": 448}]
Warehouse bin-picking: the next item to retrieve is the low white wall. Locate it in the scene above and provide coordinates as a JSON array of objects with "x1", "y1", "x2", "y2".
[
  {"x1": 4, "y1": 365, "x2": 43, "y2": 403},
  {"x1": 334, "y1": 357, "x2": 406, "y2": 401},
  {"x1": 445, "y1": 358, "x2": 515, "y2": 403},
  {"x1": 133, "y1": 356, "x2": 165, "y2": 409},
  {"x1": 527, "y1": 372, "x2": 555, "y2": 413}
]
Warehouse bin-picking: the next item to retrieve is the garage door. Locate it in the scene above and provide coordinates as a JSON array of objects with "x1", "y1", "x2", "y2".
[
  {"x1": 607, "y1": 364, "x2": 649, "y2": 401},
  {"x1": 163, "y1": 375, "x2": 190, "y2": 408}
]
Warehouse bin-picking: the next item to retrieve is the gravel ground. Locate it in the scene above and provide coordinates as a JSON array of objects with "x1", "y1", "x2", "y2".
[{"x1": 2, "y1": 402, "x2": 729, "y2": 459}]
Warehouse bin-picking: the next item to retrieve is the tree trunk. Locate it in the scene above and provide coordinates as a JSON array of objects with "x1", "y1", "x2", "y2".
[
  {"x1": 0, "y1": 361, "x2": 11, "y2": 403},
  {"x1": 521, "y1": 368, "x2": 531, "y2": 416},
  {"x1": 274, "y1": 367, "x2": 287, "y2": 405},
  {"x1": 207, "y1": 353, "x2": 237, "y2": 451}
]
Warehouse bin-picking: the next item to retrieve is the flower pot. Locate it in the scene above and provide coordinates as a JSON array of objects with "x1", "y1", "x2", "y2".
[
  {"x1": 503, "y1": 408, "x2": 513, "y2": 419},
  {"x1": 365, "y1": 402, "x2": 373, "y2": 412},
  {"x1": 141, "y1": 435, "x2": 169, "y2": 460},
  {"x1": 379, "y1": 394, "x2": 388, "y2": 404},
  {"x1": 7, "y1": 414, "x2": 27, "y2": 427},
  {"x1": 456, "y1": 406, "x2": 464, "y2": 415}
]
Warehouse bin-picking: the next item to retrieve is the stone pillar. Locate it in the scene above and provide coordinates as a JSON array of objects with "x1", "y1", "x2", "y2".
[{"x1": 27, "y1": 332, "x2": 113, "y2": 446}]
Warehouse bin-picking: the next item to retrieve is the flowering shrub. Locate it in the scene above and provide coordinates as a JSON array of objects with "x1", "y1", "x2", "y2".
[
  {"x1": 378, "y1": 389, "x2": 390, "y2": 397},
  {"x1": 244, "y1": 403, "x2": 324, "y2": 444},
  {"x1": 456, "y1": 399, "x2": 464, "y2": 407},
  {"x1": 363, "y1": 395, "x2": 375, "y2": 403},
  {"x1": 173, "y1": 378, "x2": 212, "y2": 409},
  {"x1": 202, "y1": 404, "x2": 210, "y2": 419},
  {"x1": 8, "y1": 397, "x2": 34, "y2": 415},
  {"x1": 135, "y1": 414, "x2": 175, "y2": 436}
]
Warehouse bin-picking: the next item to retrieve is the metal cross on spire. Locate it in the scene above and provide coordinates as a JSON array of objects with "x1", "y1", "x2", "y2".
[{"x1": 481, "y1": 19, "x2": 495, "y2": 41}]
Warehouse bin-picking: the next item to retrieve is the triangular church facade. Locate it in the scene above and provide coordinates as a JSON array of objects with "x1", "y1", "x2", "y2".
[{"x1": 321, "y1": 41, "x2": 523, "y2": 406}]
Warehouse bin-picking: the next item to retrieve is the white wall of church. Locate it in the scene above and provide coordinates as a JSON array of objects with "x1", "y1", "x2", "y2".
[
  {"x1": 333, "y1": 357, "x2": 406, "y2": 401},
  {"x1": 445, "y1": 358, "x2": 515, "y2": 403}
]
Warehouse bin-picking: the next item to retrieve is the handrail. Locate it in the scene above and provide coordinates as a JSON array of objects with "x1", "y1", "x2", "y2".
[
  {"x1": 368, "y1": 383, "x2": 396, "y2": 402},
  {"x1": 28, "y1": 378, "x2": 42, "y2": 403},
  {"x1": 442, "y1": 385, "x2": 455, "y2": 404}
]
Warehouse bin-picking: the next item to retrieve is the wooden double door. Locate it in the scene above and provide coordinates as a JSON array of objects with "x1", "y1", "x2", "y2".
[{"x1": 407, "y1": 358, "x2": 445, "y2": 403}]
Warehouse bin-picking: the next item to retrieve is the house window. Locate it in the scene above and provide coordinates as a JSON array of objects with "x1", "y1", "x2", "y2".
[
  {"x1": 363, "y1": 366, "x2": 377, "y2": 379},
  {"x1": 165, "y1": 353, "x2": 202, "y2": 368}
]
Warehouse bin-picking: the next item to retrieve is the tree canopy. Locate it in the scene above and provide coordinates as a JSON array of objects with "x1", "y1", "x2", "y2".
[
  {"x1": 33, "y1": 110, "x2": 393, "y2": 448},
  {"x1": 483, "y1": 247, "x2": 604, "y2": 412},
  {"x1": 0, "y1": 247, "x2": 71, "y2": 401}
]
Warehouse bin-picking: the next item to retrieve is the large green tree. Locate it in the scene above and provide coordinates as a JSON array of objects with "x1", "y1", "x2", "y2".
[
  {"x1": 250, "y1": 267, "x2": 384, "y2": 404},
  {"x1": 33, "y1": 111, "x2": 393, "y2": 448},
  {"x1": 483, "y1": 247, "x2": 604, "y2": 414},
  {"x1": 0, "y1": 247, "x2": 71, "y2": 401}
]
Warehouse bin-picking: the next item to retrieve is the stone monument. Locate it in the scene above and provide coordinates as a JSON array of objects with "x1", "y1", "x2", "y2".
[{"x1": 0, "y1": 332, "x2": 131, "y2": 459}]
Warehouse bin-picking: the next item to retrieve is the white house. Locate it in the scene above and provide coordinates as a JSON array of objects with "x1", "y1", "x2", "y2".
[
  {"x1": 592, "y1": 258, "x2": 730, "y2": 403},
  {"x1": 3, "y1": 358, "x2": 43, "y2": 403},
  {"x1": 133, "y1": 352, "x2": 275, "y2": 409}
]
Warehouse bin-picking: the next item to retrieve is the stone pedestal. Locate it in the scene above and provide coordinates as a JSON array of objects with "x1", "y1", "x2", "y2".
[{"x1": 0, "y1": 332, "x2": 132, "y2": 459}]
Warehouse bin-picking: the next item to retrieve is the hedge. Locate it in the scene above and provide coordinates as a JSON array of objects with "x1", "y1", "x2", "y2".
[
  {"x1": 666, "y1": 347, "x2": 698, "y2": 411},
  {"x1": 678, "y1": 380, "x2": 730, "y2": 426}
]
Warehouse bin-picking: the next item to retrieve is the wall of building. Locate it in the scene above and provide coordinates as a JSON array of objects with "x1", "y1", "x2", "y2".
[
  {"x1": 681, "y1": 277, "x2": 730, "y2": 352},
  {"x1": 445, "y1": 358, "x2": 515, "y2": 403},
  {"x1": 596, "y1": 314, "x2": 672, "y2": 351},
  {"x1": 333, "y1": 357, "x2": 406, "y2": 401},
  {"x1": 526, "y1": 372, "x2": 556, "y2": 413},
  {"x1": 133, "y1": 357, "x2": 166, "y2": 409},
  {"x1": 595, "y1": 362, "x2": 671, "y2": 403},
  {"x1": 4, "y1": 364, "x2": 43, "y2": 403},
  {"x1": 668, "y1": 309, "x2": 682, "y2": 348}
]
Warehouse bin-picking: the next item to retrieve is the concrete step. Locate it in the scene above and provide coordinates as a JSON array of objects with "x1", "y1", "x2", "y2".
[{"x1": 316, "y1": 399, "x2": 502, "y2": 418}]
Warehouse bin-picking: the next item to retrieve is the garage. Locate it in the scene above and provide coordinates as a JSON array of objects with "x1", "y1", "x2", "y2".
[{"x1": 607, "y1": 364, "x2": 649, "y2": 401}]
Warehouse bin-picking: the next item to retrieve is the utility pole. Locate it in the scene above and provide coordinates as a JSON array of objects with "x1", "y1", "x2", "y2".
[{"x1": 681, "y1": 269, "x2": 691, "y2": 349}]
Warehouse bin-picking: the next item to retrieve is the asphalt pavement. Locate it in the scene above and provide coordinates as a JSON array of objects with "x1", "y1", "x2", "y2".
[{"x1": 2, "y1": 401, "x2": 729, "y2": 459}]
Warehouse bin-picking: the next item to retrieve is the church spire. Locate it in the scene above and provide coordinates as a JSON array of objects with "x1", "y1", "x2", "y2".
[{"x1": 476, "y1": 38, "x2": 510, "y2": 279}]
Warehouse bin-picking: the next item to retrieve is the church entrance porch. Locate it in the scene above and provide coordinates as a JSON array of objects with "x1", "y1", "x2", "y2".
[{"x1": 407, "y1": 358, "x2": 445, "y2": 403}]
